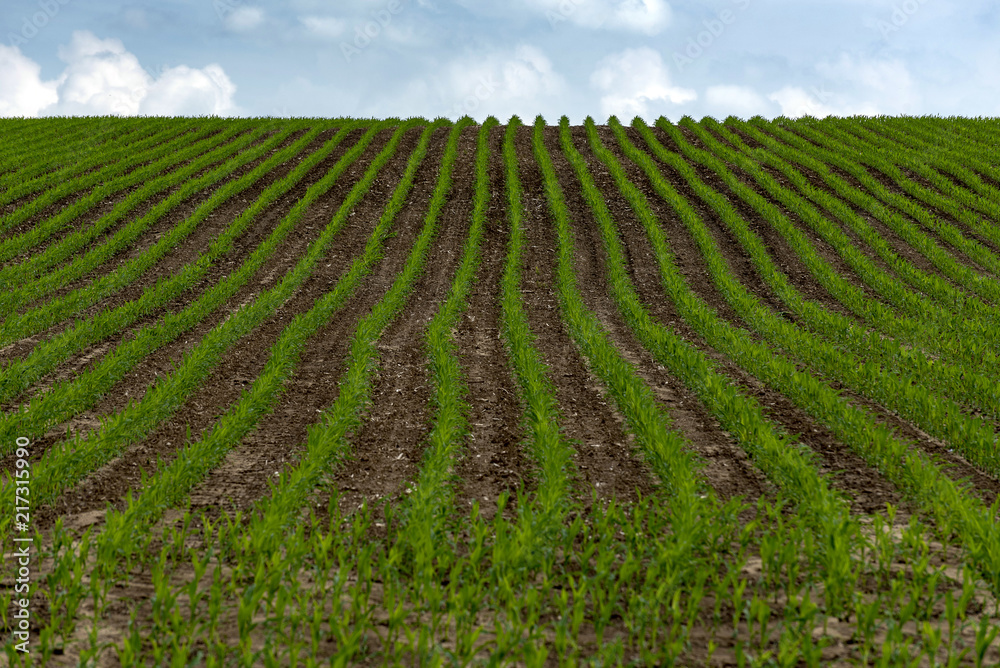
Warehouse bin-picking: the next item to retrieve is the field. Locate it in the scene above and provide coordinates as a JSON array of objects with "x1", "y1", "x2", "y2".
[{"x1": 1, "y1": 113, "x2": 1000, "y2": 666}]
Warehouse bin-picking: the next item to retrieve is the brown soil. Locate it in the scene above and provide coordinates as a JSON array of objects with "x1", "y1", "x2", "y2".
[
  {"x1": 514, "y1": 125, "x2": 657, "y2": 509},
  {"x1": 0, "y1": 126, "x2": 248, "y2": 273},
  {"x1": 681, "y1": 123, "x2": 895, "y2": 315},
  {"x1": 448, "y1": 124, "x2": 530, "y2": 522},
  {"x1": 550, "y1": 125, "x2": 770, "y2": 505},
  {"x1": 762, "y1": 123, "x2": 988, "y2": 294},
  {"x1": 581, "y1": 126, "x2": 911, "y2": 517},
  {"x1": 10, "y1": 127, "x2": 319, "y2": 318},
  {"x1": 6, "y1": 119, "x2": 1000, "y2": 666},
  {"x1": 0, "y1": 124, "x2": 212, "y2": 246},
  {"x1": 23, "y1": 126, "x2": 418, "y2": 529},
  {"x1": 319, "y1": 124, "x2": 478, "y2": 521},
  {"x1": 0, "y1": 127, "x2": 315, "y2": 370}
]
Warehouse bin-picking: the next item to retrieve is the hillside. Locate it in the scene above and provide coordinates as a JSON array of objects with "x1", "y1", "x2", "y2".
[{"x1": 1, "y1": 114, "x2": 1000, "y2": 665}]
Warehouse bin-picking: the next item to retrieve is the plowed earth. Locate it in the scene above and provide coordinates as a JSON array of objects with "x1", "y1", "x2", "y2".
[{"x1": 2, "y1": 117, "x2": 1000, "y2": 667}]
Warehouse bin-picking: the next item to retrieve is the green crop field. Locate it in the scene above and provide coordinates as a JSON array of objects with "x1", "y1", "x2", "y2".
[{"x1": 1, "y1": 114, "x2": 1000, "y2": 666}]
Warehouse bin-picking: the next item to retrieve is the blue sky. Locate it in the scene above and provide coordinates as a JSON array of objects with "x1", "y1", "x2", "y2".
[{"x1": 1, "y1": 0, "x2": 997, "y2": 121}]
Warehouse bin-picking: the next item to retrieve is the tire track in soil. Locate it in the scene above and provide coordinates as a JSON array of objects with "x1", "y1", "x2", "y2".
[
  {"x1": 448, "y1": 124, "x2": 529, "y2": 523},
  {"x1": 0, "y1": 129, "x2": 364, "y2": 412},
  {"x1": 11, "y1": 127, "x2": 320, "y2": 317},
  {"x1": 318, "y1": 125, "x2": 478, "y2": 527},
  {"x1": 0, "y1": 126, "x2": 243, "y2": 272},
  {"x1": 24, "y1": 126, "x2": 424, "y2": 533},
  {"x1": 565, "y1": 125, "x2": 773, "y2": 505},
  {"x1": 0, "y1": 128, "x2": 316, "y2": 368},
  {"x1": 594, "y1": 132, "x2": 911, "y2": 518},
  {"x1": 515, "y1": 125, "x2": 655, "y2": 510}
]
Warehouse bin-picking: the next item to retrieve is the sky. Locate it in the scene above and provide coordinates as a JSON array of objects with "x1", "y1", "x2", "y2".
[{"x1": 0, "y1": 0, "x2": 998, "y2": 122}]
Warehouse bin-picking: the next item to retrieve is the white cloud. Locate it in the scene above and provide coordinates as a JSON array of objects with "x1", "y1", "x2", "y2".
[
  {"x1": 53, "y1": 32, "x2": 152, "y2": 115},
  {"x1": 445, "y1": 44, "x2": 567, "y2": 119},
  {"x1": 768, "y1": 86, "x2": 837, "y2": 118},
  {"x1": 705, "y1": 85, "x2": 771, "y2": 119},
  {"x1": 541, "y1": 0, "x2": 672, "y2": 35},
  {"x1": 224, "y1": 6, "x2": 265, "y2": 32},
  {"x1": 591, "y1": 47, "x2": 695, "y2": 120},
  {"x1": 140, "y1": 65, "x2": 238, "y2": 116},
  {"x1": 0, "y1": 31, "x2": 239, "y2": 117},
  {"x1": 300, "y1": 15, "x2": 348, "y2": 39},
  {"x1": 368, "y1": 44, "x2": 568, "y2": 121},
  {"x1": 0, "y1": 45, "x2": 58, "y2": 117},
  {"x1": 460, "y1": 0, "x2": 672, "y2": 35},
  {"x1": 765, "y1": 54, "x2": 917, "y2": 118},
  {"x1": 816, "y1": 54, "x2": 918, "y2": 114}
]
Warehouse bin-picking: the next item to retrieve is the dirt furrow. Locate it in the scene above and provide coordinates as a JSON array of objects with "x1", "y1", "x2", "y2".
[
  {"x1": 514, "y1": 125, "x2": 656, "y2": 509},
  {"x1": 9, "y1": 127, "x2": 318, "y2": 322},
  {"x1": 659, "y1": 126, "x2": 1000, "y2": 510},
  {"x1": 718, "y1": 124, "x2": 931, "y2": 293},
  {"x1": 320, "y1": 125, "x2": 477, "y2": 522},
  {"x1": 0, "y1": 125, "x2": 207, "y2": 242},
  {"x1": 0, "y1": 129, "x2": 365, "y2": 412},
  {"x1": 898, "y1": 166, "x2": 1000, "y2": 258},
  {"x1": 0, "y1": 126, "x2": 249, "y2": 273},
  {"x1": 672, "y1": 124, "x2": 890, "y2": 322},
  {"x1": 756, "y1": 124, "x2": 986, "y2": 295},
  {"x1": 447, "y1": 125, "x2": 530, "y2": 523},
  {"x1": 28, "y1": 126, "x2": 425, "y2": 533},
  {"x1": 0, "y1": 128, "x2": 316, "y2": 369},
  {"x1": 590, "y1": 130, "x2": 910, "y2": 518},
  {"x1": 2, "y1": 131, "x2": 368, "y2": 420},
  {"x1": 560, "y1": 125, "x2": 774, "y2": 505}
]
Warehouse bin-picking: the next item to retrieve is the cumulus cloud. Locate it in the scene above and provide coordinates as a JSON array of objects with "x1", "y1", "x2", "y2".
[
  {"x1": 764, "y1": 55, "x2": 916, "y2": 118},
  {"x1": 0, "y1": 45, "x2": 59, "y2": 117},
  {"x1": 223, "y1": 6, "x2": 265, "y2": 32},
  {"x1": 705, "y1": 85, "x2": 771, "y2": 119},
  {"x1": 543, "y1": 0, "x2": 672, "y2": 35},
  {"x1": 767, "y1": 86, "x2": 838, "y2": 118},
  {"x1": 370, "y1": 44, "x2": 567, "y2": 121},
  {"x1": 591, "y1": 47, "x2": 695, "y2": 120},
  {"x1": 0, "y1": 31, "x2": 239, "y2": 117},
  {"x1": 815, "y1": 54, "x2": 918, "y2": 114},
  {"x1": 432, "y1": 44, "x2": 568, "y2": 120},
  {"x1": 140, "y1": 65, "x2": 238, "y2": 116},
  {"x1": 456, "y1": 0, "x2": 672, "y2": 35}
]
